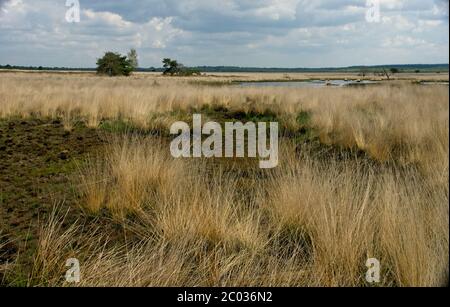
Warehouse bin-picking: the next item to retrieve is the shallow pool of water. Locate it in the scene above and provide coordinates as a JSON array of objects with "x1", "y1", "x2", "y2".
[{"x1": 238, "y1": 80, "x2": 378, "y2": 88}]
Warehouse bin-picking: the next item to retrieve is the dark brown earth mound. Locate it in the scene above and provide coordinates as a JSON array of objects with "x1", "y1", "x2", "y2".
[{"x1": 0, "y1": 118, "x2": 107, "y2": 281}]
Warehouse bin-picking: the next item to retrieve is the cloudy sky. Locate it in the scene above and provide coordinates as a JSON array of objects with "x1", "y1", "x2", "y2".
[{"x1": 0, "y1": 0, "x2": 448, "y2": 68}]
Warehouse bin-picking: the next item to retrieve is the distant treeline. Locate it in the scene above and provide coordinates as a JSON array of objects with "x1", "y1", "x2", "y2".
[
  {"x1": 0, "y1": 63, "x2": 448, "y2": 73},
  {"x1": 194, "y1": 64, "x2": 449, "y2": 73},
  {"x1": 0, "y1": 65, "x2": 96, "y2": 72}
]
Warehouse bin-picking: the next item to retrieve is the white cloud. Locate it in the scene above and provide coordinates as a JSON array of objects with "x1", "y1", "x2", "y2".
[
  {"x1": 84, "y1": 9, "x2": 132, "y2": 28},
  {"x1": 382, "y1": 15, "x2": 415, "y2": 30},
  {"x1": 0, "y1": 0, "x2": 23, "y2": 14},
  {"x1": 379, "y1": 0, "x2": 405, "y2": 10},
  {"x1": 252, "y1": 0, "x2": 300, "y2": 20},
  {"x1": 382, "y1": 35, "x2": 429, "y2": 47},
  {"x1": 0, "y1": 0, "x2": 447, "y2": 67}
]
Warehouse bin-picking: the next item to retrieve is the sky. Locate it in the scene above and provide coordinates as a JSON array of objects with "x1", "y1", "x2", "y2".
[{"x1": 0, "y1": 0, "x2": 448, "y2": 68}]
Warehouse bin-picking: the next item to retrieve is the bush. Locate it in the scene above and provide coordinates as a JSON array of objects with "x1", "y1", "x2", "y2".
[
  {"x1": 162, "y1": 58, "x2": 201, "y2": 76},
  {"x1": 390, "y1": 68, "x2": 399, "y2": 74}
]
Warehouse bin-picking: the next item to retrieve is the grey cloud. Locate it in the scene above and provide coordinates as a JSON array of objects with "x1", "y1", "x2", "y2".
[{"x1": 0, "y1": 0, "x2": 448, "y2": 67}]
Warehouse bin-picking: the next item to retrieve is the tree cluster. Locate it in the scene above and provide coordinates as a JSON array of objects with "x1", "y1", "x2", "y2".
[{"x1": 95, "y1": 50, "x2": 200, "y2": 77}]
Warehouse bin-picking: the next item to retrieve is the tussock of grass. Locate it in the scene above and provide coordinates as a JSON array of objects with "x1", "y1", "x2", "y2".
[
  {"x1": 39, "y1": 137, "x2": 445, "y2": 287},
  {"x1": 1, "y1": 74, "x2": 447, "y2": 169}
]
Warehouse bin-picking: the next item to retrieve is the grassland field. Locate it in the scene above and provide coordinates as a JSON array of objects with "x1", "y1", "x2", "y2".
[{"x1": 0, "y1": 71, "x2": 448, "y2": 287}]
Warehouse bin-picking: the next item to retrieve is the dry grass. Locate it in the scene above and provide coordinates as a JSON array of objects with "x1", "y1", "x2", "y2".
[
  {"x1": 0, "y1": 72, "x2": 448, "y2": 287},
  {"x1": 1, "y1": 70, "x2": 448, "y2": 82},
  {"x1": 26, "y1": 138, "x2": 447, "y2": 287},
  {"x1": 1, "y1": 73, "x2": 447, "y2": 169}
]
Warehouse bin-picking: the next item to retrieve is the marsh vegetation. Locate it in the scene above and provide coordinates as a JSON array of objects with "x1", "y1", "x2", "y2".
[{"x1": 0, "y1": 72, "x2": 448, "y2": 287}]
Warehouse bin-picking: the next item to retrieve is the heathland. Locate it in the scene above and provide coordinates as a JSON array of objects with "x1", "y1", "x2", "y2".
[{"x1": 0, "y1": 71, "x2": 448, "y2": 286}]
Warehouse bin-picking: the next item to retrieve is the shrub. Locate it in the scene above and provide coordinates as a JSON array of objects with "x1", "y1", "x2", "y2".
[
  {"x1": 390, "y1": 68, "x2": 399, "y2": 74},
  {"x1": 162, "y1": 58, "x2": 201, "y2": 76}
]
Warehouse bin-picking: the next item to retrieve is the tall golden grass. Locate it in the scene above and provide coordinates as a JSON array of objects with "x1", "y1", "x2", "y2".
[
  {"x1": 1, "y1": 73, "x2": 447, "y2": 169},
  {"x1": 0, "y1": 72, "x2": 448, "y2": 286}
]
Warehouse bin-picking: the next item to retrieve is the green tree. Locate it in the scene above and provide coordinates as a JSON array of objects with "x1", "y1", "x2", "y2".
[
  {"x1": 162, "y1": 58, "x2": 201, "y2": 76},
  {"x1": 96, "y1": 52, "x2": 133, "y2": 76},
  {"x1": 162, "y1": 58, "x2": 180, "y2": 75},
  {"x1": 127, "y1": 49, "x2": 139, "y2": 70}
]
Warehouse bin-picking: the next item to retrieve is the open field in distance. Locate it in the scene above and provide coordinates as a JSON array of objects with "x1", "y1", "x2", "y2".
[{"x1": 0, "y1": 70, "x2": 449, "y2": 83}]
